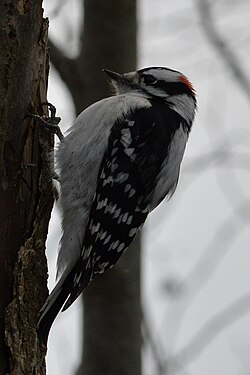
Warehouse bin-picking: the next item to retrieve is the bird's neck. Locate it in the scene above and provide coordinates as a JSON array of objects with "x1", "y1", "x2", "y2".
[{"x1": 166, "y1": 94, "x2": 196, "y2": 125}]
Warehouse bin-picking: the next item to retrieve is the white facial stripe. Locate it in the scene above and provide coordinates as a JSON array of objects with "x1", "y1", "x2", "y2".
[
  {"x1": 144, "y1": 86, "x2": 169, "y2": 98},
  {"x1": 142, "y1": 68, "x2": 181, "y2": 82}
]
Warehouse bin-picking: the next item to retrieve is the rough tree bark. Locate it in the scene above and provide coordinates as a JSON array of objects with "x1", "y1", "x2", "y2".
[
  {"x1": 49, "y1": 1, "x2": 141, "y2": 374},
  {"x1": 0, "y1": 1, "x2": 53, "y2": 374}
]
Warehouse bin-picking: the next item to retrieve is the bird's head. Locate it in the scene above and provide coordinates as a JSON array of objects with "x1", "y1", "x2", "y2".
[{"x1": 103, "y1": 66, "x2": 196, "y2": 124}]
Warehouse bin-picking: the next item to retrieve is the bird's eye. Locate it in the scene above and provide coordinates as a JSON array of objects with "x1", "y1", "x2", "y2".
[{"x1": 141, "y1": 75, "x2": 157, "y2": 85}]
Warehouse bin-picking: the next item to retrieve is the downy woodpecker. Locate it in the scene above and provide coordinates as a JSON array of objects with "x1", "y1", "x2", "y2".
[{"x1": 37, "y1": 67, "x2": 197, "y2": 344}]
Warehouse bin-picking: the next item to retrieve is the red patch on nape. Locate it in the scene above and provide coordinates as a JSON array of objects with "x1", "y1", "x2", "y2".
[{"x1": 179, "y1": 75, "x2": 195, "y2": 93}]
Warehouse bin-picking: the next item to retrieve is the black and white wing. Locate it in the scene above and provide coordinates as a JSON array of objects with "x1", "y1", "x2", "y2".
[{"x1": 63, "y1": 103, "x2": 187, "y2": 310}]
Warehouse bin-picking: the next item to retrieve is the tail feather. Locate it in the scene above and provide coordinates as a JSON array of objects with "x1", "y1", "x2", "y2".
[
  {"x1": 37, "y1": 269, "x2": 75, "y2": 345},
  {"x1": 61, "y1": 267, "x2": 92, "y2": 312}
]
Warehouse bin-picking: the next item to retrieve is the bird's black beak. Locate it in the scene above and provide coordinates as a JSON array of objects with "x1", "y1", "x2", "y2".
[
  {"x1": 103, "y1": 69, "x2": 139, "y2": 93},
  {"x1": 103, "y1": 69, "x2": 127, "y2": 85}
]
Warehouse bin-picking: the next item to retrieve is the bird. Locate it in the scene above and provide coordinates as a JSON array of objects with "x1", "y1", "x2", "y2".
[{"x1": 37, "y1": 66, "x2": 197, "y2": 344}]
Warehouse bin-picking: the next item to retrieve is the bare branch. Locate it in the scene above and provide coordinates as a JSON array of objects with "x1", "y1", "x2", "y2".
[
  {"x1": 197, "y1": 0, "x2": 250, "y2": 101},
  {"x1": 147, "y1": 198, "x2": 250, "y2": 374},
  {"x1": 148, "y1": 289, "x2": 250, "y2": 374},
  {"x1": 171, "y1": 289, "x2": 250, "y2": 371}
]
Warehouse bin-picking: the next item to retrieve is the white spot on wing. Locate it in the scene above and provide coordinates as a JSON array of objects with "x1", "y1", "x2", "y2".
[
  {"x1": 122, "y1": 212, "x2": 129, "y2": 222},
  {"x1": 121, "y1": 128, "x2": 132, "y2": 148},
  {"x1": 112, "y1": 240, "x2": 120, "y2": 250},
  {"x1": 91, "y1": 222, "x2": 100, "y2": 234},
  {"x1": 124, "y1": 184, "x2": 131, "y2": 193},
  {"x1": 117, "y1": 172, "x2": 129, "y2": 183},
  {"x1": 124, "y1": 148, "x2": 134, "y2": 157},
  {"x1": 117, "y1": 243, "x2": 125, "y2": 252},
  {"x1": 98, "y1": 262, "x2": 109, "y2": 273},
  {"x1": 128, "y1": 188, "x2": 136, "y2": 198},
  {"x1": 111, "y1": 163, "x2": 119, "y2": 173},
  {"x1": 100, "y1": 230, "x2": 107, "y2": 240},
  {"x1": 129, "y1": 228, "x2": 137, "y2": 237},
  {"x1": 96, "y1": 201, "x2": 103, "y2": 210},
  {"x1": 127, "y1": 120, "x2": 134, "y2": 127},
  {"x1": 82, "y1": 245, "x2": 92, "y2": 260},
  {"x1": 111, "y1": 147, "x2": 118, "y2": 156},
  {"x1": 127, "y1": 215, "x2": 133, "y2": 225},
  {"x1": 103, "y1": 234, "x2": 111, "y2": 244},
  {"x1": 103, "y1": 176, "x2": 113, "y2": 186},
  {"x1": 110, "y1": 203, "x2": 117, "y2": 214},
  {"x1": 117, "y1": 214, "x2": 123, "y2": 224},
  {"x1": 113, "y1": 207, "x2": 121, "y2": 219}
]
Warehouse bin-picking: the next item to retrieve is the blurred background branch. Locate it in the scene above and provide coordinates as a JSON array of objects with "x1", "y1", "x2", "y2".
[{"x1": 197, "y1": 0, "x2": 250, "y2": 100}]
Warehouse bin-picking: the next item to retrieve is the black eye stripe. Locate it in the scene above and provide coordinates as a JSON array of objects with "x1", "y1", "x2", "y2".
[
  {"x1": 157, "y1": 81, "x2": 193, "y2": 95},
  {"x1": 144, "y1": 80, "x2": 194, "y2": 97},
  {"x1": 139, "y1": 74, "x2": 195, "y2": 99}
]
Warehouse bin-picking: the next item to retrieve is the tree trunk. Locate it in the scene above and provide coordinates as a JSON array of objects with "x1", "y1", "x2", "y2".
[
  {"x1": 49, "y1": 1, "x2": 140, "y2": 374},
  {"x1": 0, "y1": 1, "x2": 53, "y2": 374},
  {"x1": 81, "y1": 235, "x2": 141, "y2": 375},
  {"x1": 78, "y1": 2, "x2": 140, "y2": 374}
]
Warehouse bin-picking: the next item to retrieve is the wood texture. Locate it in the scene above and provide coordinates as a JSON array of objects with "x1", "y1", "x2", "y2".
[{"x1": 0, "y1": 1, "x2": 53, "y2": 374}]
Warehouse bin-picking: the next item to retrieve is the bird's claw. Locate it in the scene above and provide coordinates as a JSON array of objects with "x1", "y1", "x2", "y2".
[{"x1": 26, "y1": 102, "x2": 64, "y2": 141}]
